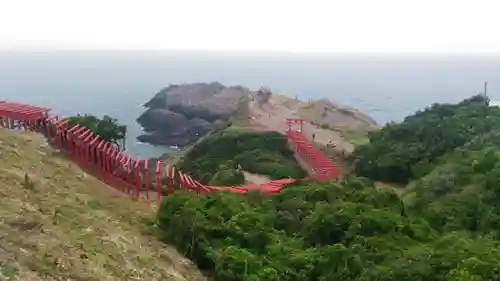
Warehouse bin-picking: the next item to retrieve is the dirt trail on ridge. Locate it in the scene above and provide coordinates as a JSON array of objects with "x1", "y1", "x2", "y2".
[
  {"x1": 248, "y1": 93, "x2": 356, "y2": 153},
  {"x1": 243, "y1": 171, "x2": 271, "y2": 185}
]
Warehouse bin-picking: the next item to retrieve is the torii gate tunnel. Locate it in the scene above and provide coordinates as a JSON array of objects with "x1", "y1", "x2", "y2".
[
  {"x1": 284, "y1": 117, "x2": 341, "y2": 180},
  {"x1": 0, "y1": 101, "x2": 50, "y2": 131},
  {"x1": 0, "y1": 100, "x2": 341, "y2": 202}
]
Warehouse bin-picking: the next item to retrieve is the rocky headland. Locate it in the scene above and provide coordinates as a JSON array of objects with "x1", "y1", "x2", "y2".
[
  {"x1": 136, "y1": 82, "x2": 250, "y2": 146},
  {"x1": 136, "y1": 82, "x2": 379, "y2": 149}
]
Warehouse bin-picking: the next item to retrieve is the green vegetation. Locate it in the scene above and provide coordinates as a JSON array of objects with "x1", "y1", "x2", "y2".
[
  {"x1": 342, "y1": 129, "x2": 370, "y2": 146},
  {"x1": 404, "y1": 130, "x2": 500, "y2": 234},
  {"x1": 351, "y1": 95, "x2": 494, "y2": 184},
  {"x1": 310, "y1": 121, "x2": 370, "y2": 146},
  {"x1": 177, "y1": 129, "x2": 306, "y2": 185},
  {"x1": 157, "y1": 175, "x2": 500, "y2": 281},
  {"x1": 155, "y1": 94, "x2": 500, "y2": 281},
  {"x1": 68, "y1": 114, "x2": 127, "y2": 149}
]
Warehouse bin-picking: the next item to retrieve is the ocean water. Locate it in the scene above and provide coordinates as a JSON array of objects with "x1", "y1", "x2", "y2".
[{"x1": 1, "y1": 51, "x2": 499, "y2": 158}]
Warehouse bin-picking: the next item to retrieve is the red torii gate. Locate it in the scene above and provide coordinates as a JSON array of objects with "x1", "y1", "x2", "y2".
[
  {"x1": 0, "y1": 101, "x2": 49, "y2": 130},
  {"x1": 285, "y1": 117, "x2": 305, "y2": 132}
]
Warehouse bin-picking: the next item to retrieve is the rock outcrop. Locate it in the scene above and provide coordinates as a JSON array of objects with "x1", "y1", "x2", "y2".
[
  {"x1": 137, "y1": 82, "x2": 249, "y2": 146},
  {"x1": 297, "y1": 98, "x2": 379, "y2": 131},
  {"x1": 247, "y1": 92, "x2": 379, "y2": 153}
]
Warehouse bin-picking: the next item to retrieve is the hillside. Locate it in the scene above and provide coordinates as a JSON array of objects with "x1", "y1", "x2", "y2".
[
  {"x1": 351, "y1": 95, "x2": 496, "y2": 184},
  {"x1": 153, "y1": 94, "x2": 500, "y2": 281},
  {"x1": 403, "y1": 129, "x2": 500, "y2": 232},
  {"x1": 0, "y1": 129, "x2": 205, "y2": 281},
  {"x1": 157, "y1": 175, "x2": 500, "y2": 281},
  {"x1": 3, "y1": 94, "x2": 500, "y2": 280}
]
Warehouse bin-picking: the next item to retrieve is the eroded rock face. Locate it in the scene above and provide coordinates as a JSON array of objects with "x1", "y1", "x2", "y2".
[{"x1": 137, "y1": 82, "x2": 249, "y2": 146}]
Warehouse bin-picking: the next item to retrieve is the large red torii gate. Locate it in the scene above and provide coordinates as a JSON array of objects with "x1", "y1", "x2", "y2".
[{"x1": 285, "y1": 117, "x2": 305, "y2": 132}]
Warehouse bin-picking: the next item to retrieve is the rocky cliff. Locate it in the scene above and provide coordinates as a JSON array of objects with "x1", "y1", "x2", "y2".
[{"x1": 136, "y1": 82, "x2": 249, "y2": 146}]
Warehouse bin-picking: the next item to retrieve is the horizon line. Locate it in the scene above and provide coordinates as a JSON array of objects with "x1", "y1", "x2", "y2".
[{"x1": 1, "y1": 48, "x2": 500, "y2": 56}]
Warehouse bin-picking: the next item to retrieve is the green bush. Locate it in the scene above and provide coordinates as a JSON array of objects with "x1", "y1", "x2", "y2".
[
  {"x1": 177, "y1": 130, "x2": 306, "y2": 185},
  {"x1": 351, "y1": 95, "x2": 500, "y2": 184},
  {"x1": 209, "y1": 169, "x2": 245, "y2": 185}
]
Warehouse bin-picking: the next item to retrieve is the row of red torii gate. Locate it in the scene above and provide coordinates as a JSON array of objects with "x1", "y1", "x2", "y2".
[{"x1": 0, "y1": 101, "x2": 340, "y2": 201}]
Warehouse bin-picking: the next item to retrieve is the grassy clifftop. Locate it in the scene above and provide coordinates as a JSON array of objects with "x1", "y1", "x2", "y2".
[{"x1": 0, "y1": 129, "x2": 205, "y2": 281}]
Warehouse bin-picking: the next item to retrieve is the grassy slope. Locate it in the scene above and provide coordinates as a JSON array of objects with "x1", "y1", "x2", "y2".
[
  {"x1": 312, "y1": 122, "x2": 371, "y2": 148},
  {"x1": 0, "y1": 128, "x2": 205, "y2": 281}
]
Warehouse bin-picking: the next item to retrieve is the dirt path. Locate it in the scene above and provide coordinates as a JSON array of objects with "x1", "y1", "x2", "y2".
[
  {"x1": 248, "y1": 93, "x2": 355, "y2": 153},
  {"x1": 243, "y1": 171, "x2": 271, "y2": 185}
]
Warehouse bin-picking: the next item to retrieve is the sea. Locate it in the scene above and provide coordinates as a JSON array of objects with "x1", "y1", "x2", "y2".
[{"x1": 1, "y1": 51, "x2": 499, "y2": 158}]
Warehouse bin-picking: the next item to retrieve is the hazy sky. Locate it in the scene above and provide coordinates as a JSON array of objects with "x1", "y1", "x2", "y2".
[{"x1": 0, "y1": 0, "x2": 498, "y2": 53}]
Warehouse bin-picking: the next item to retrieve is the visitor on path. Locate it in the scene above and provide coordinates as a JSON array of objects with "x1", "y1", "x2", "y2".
[
  {"x1": 327, "y1": 139, "x2": 336, "y2": 148},
  {"x1": 312, "y1": 133, "x2": 316, "y2": 142}
]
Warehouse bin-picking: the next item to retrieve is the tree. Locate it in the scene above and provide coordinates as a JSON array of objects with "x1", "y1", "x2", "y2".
[{"x1": 68, "y1": 114, "x2": 127, "y2": 149}]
